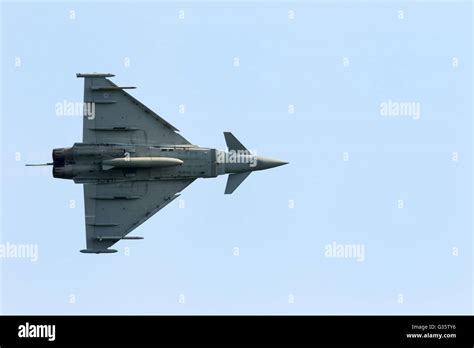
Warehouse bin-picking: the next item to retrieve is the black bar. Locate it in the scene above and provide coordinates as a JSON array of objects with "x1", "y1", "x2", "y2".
[{"x1": 0, "y1": 315, "x2": 473, "y2": 346}]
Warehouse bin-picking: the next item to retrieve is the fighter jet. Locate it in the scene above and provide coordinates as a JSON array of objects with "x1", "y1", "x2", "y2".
[{"x1": 28, "y1": 73, "x2": 288, "y2": 254}]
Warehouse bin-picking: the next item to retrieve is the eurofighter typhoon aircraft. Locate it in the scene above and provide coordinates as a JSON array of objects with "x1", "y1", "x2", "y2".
[{"x1": 28, "y1": 73, "x2": 288, "y2": 254}]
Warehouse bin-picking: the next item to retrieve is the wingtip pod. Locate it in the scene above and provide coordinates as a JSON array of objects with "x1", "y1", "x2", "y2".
[
  {"x1": 80, "y1": 249, "x2": 118, "y2": 254},
  {"x1": 76, "y1": 73, "x2": 115, "y2": 78}
]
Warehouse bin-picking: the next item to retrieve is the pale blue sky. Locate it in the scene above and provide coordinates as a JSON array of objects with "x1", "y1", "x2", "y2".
[{"x1": 0, "y1": 0, "x2": 472, "y2": 314}]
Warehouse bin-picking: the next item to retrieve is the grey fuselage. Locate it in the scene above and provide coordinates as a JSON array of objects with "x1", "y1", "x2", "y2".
[{"x1": 52, "y1": 143, "x2": 282, "y2": 183}]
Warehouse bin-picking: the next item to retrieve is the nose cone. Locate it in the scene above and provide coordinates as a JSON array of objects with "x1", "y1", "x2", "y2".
[{"x1": 255, "y1": 156, "x2": 289, "y2": 171}]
